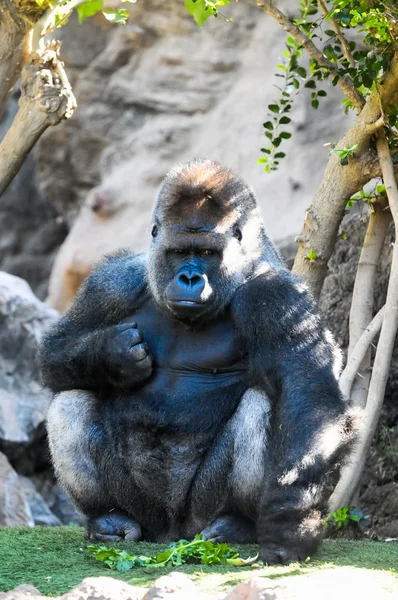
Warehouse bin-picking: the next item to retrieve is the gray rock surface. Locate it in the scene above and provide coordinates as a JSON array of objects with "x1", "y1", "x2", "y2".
[
  {"x1": 0, "y1": 452, "x2": 33, "y2": 526},
  {"x1": 2, "y1": 569, "x2": 398, "y2": 600},
  {"x1": 0, "y1": 272, "x2": 57, "y2": 472},
  {"x1": 18, "y1": 476, "x2": 61, "y2": 527}
]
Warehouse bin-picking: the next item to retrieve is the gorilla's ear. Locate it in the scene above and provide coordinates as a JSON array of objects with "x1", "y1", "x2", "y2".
[{"x1": 233, "y1": 225, "x2": 242, "y2": 242}]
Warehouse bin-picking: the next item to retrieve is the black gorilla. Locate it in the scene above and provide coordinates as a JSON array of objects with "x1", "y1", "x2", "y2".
[{"x1": 40, "y1": 159, "x2": 354, "y2": 564}]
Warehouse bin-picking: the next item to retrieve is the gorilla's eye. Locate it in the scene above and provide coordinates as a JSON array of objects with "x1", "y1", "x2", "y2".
[
  {"x1": 151, "y1": 224, "x2": 158, "y2": 238},
  {"x1": 233, "y1": 226, "x2": 242, "y2": 242},
  {"x1": 201, "y1": 249, "x2": 213, "y2": 256}
]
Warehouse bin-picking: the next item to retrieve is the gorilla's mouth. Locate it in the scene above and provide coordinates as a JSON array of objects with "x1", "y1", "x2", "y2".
[{"x1": 167, "y1": 298, "x2": 212, "y2": 321}]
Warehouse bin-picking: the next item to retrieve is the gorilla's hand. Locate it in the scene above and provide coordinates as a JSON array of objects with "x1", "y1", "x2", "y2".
[{"x1": 103, "y1": 322, "x2": 153, "y2": 388}]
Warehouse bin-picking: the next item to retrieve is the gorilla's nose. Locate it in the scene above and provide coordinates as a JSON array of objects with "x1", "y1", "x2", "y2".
[{"x1": 176, "y1": 270, "x2": 205, "y2": 293}]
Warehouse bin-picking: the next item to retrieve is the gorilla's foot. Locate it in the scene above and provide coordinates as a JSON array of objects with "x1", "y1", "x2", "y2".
[
  {"x1": 87, "y1": 511, "x2": 142, "y2": 542},
  {"x1": 201, "y1": 515, "x2": 256, "y2": 544}
]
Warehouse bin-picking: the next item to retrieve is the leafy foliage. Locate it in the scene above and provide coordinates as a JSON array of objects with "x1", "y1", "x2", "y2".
[
  {"x1": 258, "y1": 1, "x2": 398, "y2": 170},
  {"x1": 326, "y1": 506, "x2": 369, "y2": 530},
  {"x1": 34, "y1": 0, "x2": 136, "y2": 31},
  {"x1": 184, "y1": 0, "x2": 398, "y2": 172},
  {"x1": 88, "y1": 535, "x2": 257, "y2": 571},
  {"x1": 184, "y1": 0, "x2": 231, "y2": 26}
]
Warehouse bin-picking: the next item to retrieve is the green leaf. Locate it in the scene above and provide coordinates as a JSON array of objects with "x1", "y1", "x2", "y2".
[
  {"x1": 268, "y1": 104, "x2": 280, "y2": 113},
  {"x1": 76, "y1": 0, "x2": 103, "y2": 23},
  {"x1": 304, "y1": 79, "x2": 317, "y2": 89},
  {"x1": 263, "y1": 121, "x2": 274, "y2": 131},
  {"x1": 279, "y1": 116, "x2": 291, "y2": 124},
  {"x1": 297, "y1": 66, "x2": 307, "y2": 78},
  {"x1": 274, "y1": 152, "x2": 286, "y2": 159},
  {"x1": 184, "y1": 0, "x2": 210, "y2": 26},
  {"x1": 305, "y1": 248, "x2": 318, "y2": 261},
  {"x1": 102, "y1": 8, "x2": 129, "y2": 24},
  {"x1": 280, "y1": 131, "x2": 292, "y2": 139}
]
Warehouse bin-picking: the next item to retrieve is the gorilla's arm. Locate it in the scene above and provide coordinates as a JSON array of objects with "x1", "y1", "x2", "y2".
[
  {"x1": 232, "y1": 268, "x2": 355, "y2": 563},
  {"x1": 40, "y1": 252, "x2": 151, "y2": 393}
]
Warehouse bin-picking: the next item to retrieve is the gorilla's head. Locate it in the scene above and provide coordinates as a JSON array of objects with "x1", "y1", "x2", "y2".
[{"x1": 148, "y1": 159, "x2": 275, "y2": 324}]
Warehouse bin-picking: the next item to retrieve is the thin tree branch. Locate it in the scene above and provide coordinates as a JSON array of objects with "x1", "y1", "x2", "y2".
[
  {"x1": 253, "y1": 0, "x2": 365, "y2": 111},
  {"x1": 347, "y1": 200, "x2": 391, "y2": 409},
  {"x1": 317, "y1": 0, "x2": 356, "y2": 68},
  {"x1": 330, "y1": 128, "x2": 398, "y2": 510},
  {"x1": 339, "y1": 306, "x2": 385, "y2": 400}
]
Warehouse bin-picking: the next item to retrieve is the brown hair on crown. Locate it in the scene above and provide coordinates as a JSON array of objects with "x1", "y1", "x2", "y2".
[{"x1": 156, "y1": 159, "x2": 257, "y2": 215}]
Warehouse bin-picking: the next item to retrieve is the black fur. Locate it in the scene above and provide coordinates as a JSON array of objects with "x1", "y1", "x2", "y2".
[{"x1": 40, "y1": 159, "x2": 354, "y2": 563}]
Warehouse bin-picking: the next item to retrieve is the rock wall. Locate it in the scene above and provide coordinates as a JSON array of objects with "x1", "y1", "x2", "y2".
[{"x1": 0, "y1": 1, "x2": 354, "y2": 299}]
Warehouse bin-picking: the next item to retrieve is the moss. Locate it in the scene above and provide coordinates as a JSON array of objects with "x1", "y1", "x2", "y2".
[{"x1": 0, "y1": 527, "x2": 397, "y2": 597}]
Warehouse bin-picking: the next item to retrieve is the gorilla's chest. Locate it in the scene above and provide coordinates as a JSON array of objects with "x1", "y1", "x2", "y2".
[
  {"x1": 129, "y1": 300, "x2": 247, "y2": 378},
  {"x1": 115, "y1": 299, "x2": 249, "y2": 433}
]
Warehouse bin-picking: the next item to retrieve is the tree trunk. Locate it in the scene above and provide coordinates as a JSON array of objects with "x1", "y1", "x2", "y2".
[
  {"x1": 292, "y1": 54, "x2": 398, "y2": 299},
  {"x1": 0, "y1": 1, "x2": 33, "y2": 120}
]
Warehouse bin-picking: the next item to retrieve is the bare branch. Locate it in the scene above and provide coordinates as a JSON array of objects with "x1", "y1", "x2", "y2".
[
  {"x1": 339, "y1": 306, "x2": 385, "y2": 400},
  {"x1": 348, "y1": 201, "x2": 391, "y2": 408},
  {"x1": 317, "y1": 0, "x2": 356, "y2": 68},
  {"x1": 0, "y1": 45, "x2": 76, "y2": 197},
  {"x1": 330, "y1": 128, "x2": 398, "y2": 510},
  {"x1": 253, "y1": 0, "x2": 365, "y2": 111}
]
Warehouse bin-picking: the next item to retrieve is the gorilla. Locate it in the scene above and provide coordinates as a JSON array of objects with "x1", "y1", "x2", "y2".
[{"x1": 40, "y1": 159, "x2": 354, "y2": 564}]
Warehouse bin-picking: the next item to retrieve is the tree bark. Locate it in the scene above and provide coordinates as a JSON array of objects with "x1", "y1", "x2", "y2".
[
  {"x1": 0, "y1": 46, "x2": 76, "y2": 197},
  {"x1": 0, "y1": 1, "x2": 33, "y2": 120},
  {"x1": 292, "y1": 52, "x2": 398, "y2": 298}
]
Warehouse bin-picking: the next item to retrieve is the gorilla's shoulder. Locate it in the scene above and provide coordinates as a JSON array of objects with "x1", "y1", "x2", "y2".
[
  {"x1": 89, "y1": 250, "x2": 148, "y2": 292},
  {"x1": 71, "y1": 250, "x2": 149, "y2": 318},
  {"x1": 232, "y1": 265, "x2": 319, "y2": 342}
]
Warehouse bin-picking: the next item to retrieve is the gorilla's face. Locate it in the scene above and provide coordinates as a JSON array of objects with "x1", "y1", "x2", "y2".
[
  {"x1": 147, "y1": 159, "x2": 265, "y2": 324},
  {"x1": 149, "y1": 225, "x2": 248, "y2": 324}
]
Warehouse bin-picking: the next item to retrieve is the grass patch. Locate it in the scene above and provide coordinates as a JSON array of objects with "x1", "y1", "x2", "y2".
[{"x1": 0, "y1": 527, "x2": 397, "y2": 596}]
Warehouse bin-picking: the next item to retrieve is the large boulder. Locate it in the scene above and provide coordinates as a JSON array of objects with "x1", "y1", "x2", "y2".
[
  {"x1": 0, "y1": 272, "x2": 57, "y2": 473},
  {"x1": 0, "y1": 452, "x2": 33, "y2": 526}
]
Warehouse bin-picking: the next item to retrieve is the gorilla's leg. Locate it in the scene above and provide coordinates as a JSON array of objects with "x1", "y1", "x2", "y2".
[
  {"x1": 188, "y1": 388, "x2": 271, "y2": 543},
  {"x1": 46, "y1": 391, "x2": 142, "y2": 541}
]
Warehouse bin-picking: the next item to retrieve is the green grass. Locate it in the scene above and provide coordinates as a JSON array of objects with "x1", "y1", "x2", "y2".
[{"x1": 0, "y1": 527, "x2": 397, "y2": 597}]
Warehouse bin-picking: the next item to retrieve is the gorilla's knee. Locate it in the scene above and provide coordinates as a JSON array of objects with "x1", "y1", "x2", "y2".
[
  {"x1": 230, "y1": 388, "x2": 271, "y2": 504},
  {"x1": 47, "y1": 390, "x2": 105, "y2": 512}
]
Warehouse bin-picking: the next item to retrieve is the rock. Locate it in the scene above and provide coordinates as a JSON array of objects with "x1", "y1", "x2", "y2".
[
  {"x1": 0, "y1": 584, "x2": 42, "y2": 600},
  {"x1": 0, "y1": 272, "x2": 57, "y2": 473},
  {"x1": 224, "y1": 569, "x2": 398, "y2": 600},
  {"x1": 224, "y1": 578, "x2": 286, "y2": 600},
  {"x1": 0, "y1": 579, "x2": 145, "y2": 600},
  {"x1": 46, "y1": 162, "x2": 151, "y2": 312},
  {"x1": 18, "y1": 476, "x2": 61, "y2": 527},
  {"x1": 0, "y1": 452, "x2": 33, "y2": 526},
  {"x1": 61, "y1": 577, "x2": 145, "y2": 600},
  {"x1": 30, "y1": 473, "x2": 84, "y2": 525},
  {"x1": 142, "y1": 573, "x2": 201, "y2": 600}
]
